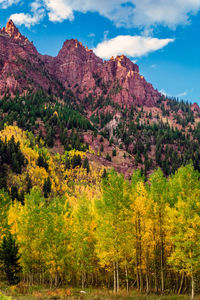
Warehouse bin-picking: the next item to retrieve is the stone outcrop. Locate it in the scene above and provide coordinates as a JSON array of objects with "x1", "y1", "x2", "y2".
[
  {"x1": 0, "y1": 20, "x2": 61, "y2": 95},
  {"x1": 0, "y1": 20, "x2": 161, "y2": 107},
  {"x1": 191, "y1": 103, "x2": 200, "y2": 112},
  {"x1": 1, "y1": 19, "x2": 37, "y2": 54},
  {"x1": 101, "y1": 55, "x2": 160, "y2": 107},
  {"x1": 44, "y1": 39, "x2": 161, "y2": 107}
]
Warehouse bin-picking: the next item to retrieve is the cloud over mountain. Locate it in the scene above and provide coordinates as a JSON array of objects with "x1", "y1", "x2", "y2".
[{"x1": 93, "y1": 35, "x2": 174, "y2": 59}]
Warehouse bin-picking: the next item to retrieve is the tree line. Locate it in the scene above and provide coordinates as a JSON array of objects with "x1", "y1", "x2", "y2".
[{"x1": 0, "y1": 164, "x2": 200, "y2": 298}]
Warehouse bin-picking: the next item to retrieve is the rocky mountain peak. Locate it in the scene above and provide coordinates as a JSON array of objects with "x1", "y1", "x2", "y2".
[
  {"x1": 107, "y1": 55, "x2": 139, "y2": 73},
  {"x1": 0, "y1": 19, "x2": 37, "y2": 55},
  {"x1": 0, "y1": 20, "x2": 161, "y2": 107},
  {"x1": 5, "y1": 19, "x2": 20, "y2": 38},
  {"x1": 1, "y1": 19, "x2": 23, "y2": 41},
  {"x1": 58, "y1": 39, "x2": 101, "y2": 61}
]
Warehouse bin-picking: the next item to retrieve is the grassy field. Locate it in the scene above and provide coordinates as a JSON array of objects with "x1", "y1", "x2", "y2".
[{"x1": 0, "y1": 282, "x2": 196, "y2": 300}]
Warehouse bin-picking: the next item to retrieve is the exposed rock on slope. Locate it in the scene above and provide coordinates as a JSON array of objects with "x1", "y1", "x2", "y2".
[
  {"x1": 0, "y1": 20, "x2": 61, "y2": 96},
  {"x1": 0, "y1": 20, "x2": 161, "y2": 107}
]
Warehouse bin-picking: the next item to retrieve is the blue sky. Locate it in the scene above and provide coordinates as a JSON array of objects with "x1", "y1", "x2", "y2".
[{"x1": 0, "y1": 0, "x2": 200, "y2": 104}]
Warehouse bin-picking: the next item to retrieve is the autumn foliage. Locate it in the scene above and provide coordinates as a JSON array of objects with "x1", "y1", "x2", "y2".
[{"x1": 0, "y1": 126, "x2": 200, "y2": 298}]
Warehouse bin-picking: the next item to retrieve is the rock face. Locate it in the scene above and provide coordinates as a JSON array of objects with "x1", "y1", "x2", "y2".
[
  {"x1": 101, "y1": 55, "x2": 160, "y2": 107},
  {"x1": 1, "y1": 19, "x2": 38, "y2": 55},
  {"x1": 0, "y1": 20, "x2": 161, "y2": 106},
  {"x1": 45, "y1": 40, "x2": 161, "y2": 107},
  {"x1": 191, "y1": 103, "x2": 200, "y2": 112},
  {"x1": 0, "y1": 20, "x2": 61, "y2": 96}
]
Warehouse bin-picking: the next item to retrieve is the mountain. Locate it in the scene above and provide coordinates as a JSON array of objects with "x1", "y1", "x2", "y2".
[
  {"x1": 0, "y1": 20, "x2": 160, "y2": 107},
  {"x1": 1, "y1": 20, "x2": 200, "y2": 178},
  {"x1": 0, "y1": 20, "x2": 61, "y2": 96},
  {"x1": 43, "y1": 39, "x2": 160, "y2": 107},
  {"x1": 1, "y1": 21, "x2": 200, "y2": 299}
]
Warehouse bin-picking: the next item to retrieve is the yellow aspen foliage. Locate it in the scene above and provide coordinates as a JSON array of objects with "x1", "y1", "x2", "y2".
[
  {"x1": 0, "y1": 190, "x2": 11, "y2": 241},
  {"x1": 66, "y1": 150, "x2": 86, "y2": 160}
]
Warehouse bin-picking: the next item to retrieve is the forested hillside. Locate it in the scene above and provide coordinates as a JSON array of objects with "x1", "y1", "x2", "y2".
[
  {"x1": 0, "y1": 126, "x2": 200, "y2": 298},
  {"x1": 1, "y1": 91, "x2": 200, "y2": 178}
]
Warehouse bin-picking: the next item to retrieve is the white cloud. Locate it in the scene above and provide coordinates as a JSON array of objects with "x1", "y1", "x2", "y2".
[
  {"x1": 10, "y1": 11, "x2": 44, "y2": 28},
  {"x1": 9, "y1": 0, "x2": 45, "y2": 28},
  {"x1": 88, "y1": 33, "x2": 95, "y2": 38},
  {"x1": 0, "y1": 0, "x2": 21, "y2": 9},
  {"x1": 43, "y1": 0, "x2": 73, "y2": 22},
  {"x1": 177, "y1": 91, "x2": 187, "y2": 97},
  {"x1": 7, "y1": 0, "x2": 200, "y2": 29},
  {"x1": 93, "y1": 35, "x2": 174, "y2": 59},
  {"x1": 42, "y1": 0, "x2": 200, "y2": 28},
  {"x1": 130, "y1": 0, "x2": 200, "y2": 28}
]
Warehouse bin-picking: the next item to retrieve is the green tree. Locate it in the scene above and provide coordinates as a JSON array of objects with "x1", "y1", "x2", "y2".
[
  {"x1": 72, "y1": 155, "x2": 82, "y2": 168},
  {"x1": 25, "y1": 173, "x2": 32, "y2": 194},
  {"x1": 96, "y1": 170, "x2": 130, "y2": 293},
  {"x1": 37, "y1": 155, "x2": 48, "y2": 171},
  {"x1": 106, "y1": 153, "x2": 111, "y2": 161},
  {"x1": 100, "y1": 144, "x2": 104, "y2": 153},
  {"x1": 0, "y1": 189, "x2": 11, "y2": 238},
  {"x1": 83, "y1": 157, "x2": 90, "y2": 173},
  {"x1": 43, "y1": 176, "x2": 51, "y2": 198},
  {"x1": 169, "y1": 165, "x2": 200, "y2": 298},
  {"x1": 65, "y1": 156, "x2": 71, "y2": 169},
  {"x1": 11, "y1": 186, "x2": 18, "y2": 202},
  {"x1": 112, "y1": 149, "x2": 116, "y2": 157},
  {"x1": 149, "y1": 168, "x2": 167, "y2": 294},
  {"x1": 102, "y1": 168, "x2": 107, "y2": 178},
  {"x1": 72, "y1": 193, "x2": 96, "y2": 288},
  {"x1": 0, "y1": 233, "x2": 21, "y2": 284}
]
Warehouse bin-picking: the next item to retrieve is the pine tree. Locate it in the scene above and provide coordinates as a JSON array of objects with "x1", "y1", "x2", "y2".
[
  {"x1": 112, "y1": 149, "x2": 116, "y2": 157},
  {"x1": 83, "y1": 157, "x2": 90, "y2": 173},
  {"x1": 11, "y1": 186, "x2": 18, "y2": 202},
  {"x1": 43, "y1": 176, "x2": 51, "y2": 198},
  {"x1": 18, "y1": 190, "x2": 24, "y2": 205},
  {"x1": 65, "y1": 156, "x2": 71, "y2": 169},
  {"x1": 72, "y1": 155, "x2": 82, "y2": 168},
  {"x1": 37, "y1": 155, "x2": 48, "y2": 171},
  {"x1": 25, "y1": 173, "x2": 32, "y2": 194},
  {"x1": 102, "y1": 168, "x2": 107, "y2": 178},
  {"x1": 100, "y1": 144, "x2": 104, "y2": 152},
  {"x1": 0, "y1": 233, "x2": 21, "y2": 284},
  {"x1": 0, "y1": 163, "x2": 7, "y2": 190},
  {"x1": 106, "y1": 153, "x2": 111, "y2": 161}
]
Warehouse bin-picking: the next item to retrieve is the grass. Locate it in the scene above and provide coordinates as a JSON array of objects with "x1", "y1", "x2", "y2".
[{"x1": 0, "y1": 282, "x2": 195, "y2": 300}]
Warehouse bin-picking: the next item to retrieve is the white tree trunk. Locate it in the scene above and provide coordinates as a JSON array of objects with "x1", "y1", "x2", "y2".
[
  {"x1": 116, "y1": 260, "x2": 119, "y2": 293},
  {"x1": 125, "y1": 261, "x2": 129, "y2": 293},
  {"x1": 191, "y1": 273, "x2": 195, "y2": 299},
  {"x1": 113, "y1": 262, "x2": 116, "y2": 294}
]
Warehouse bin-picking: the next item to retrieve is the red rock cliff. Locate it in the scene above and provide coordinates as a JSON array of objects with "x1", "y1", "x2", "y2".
[{"x1": 0, "y1": 20, "x2": 161, "y2": 106}]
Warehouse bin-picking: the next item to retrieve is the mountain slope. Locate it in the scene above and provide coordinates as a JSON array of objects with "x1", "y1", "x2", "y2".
[
  {"x1": 44, "y1": 39, "x2": 160, "y2": 107},
  {"x1": 1, "y1": 20, "x2": 200, "y2": 178},
  {"x1": 0, "y1": 20, "x2": 63, "y2": 96},
  {"x1": 0, "y1": 20, "x2": 160, "y2": 107}
]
